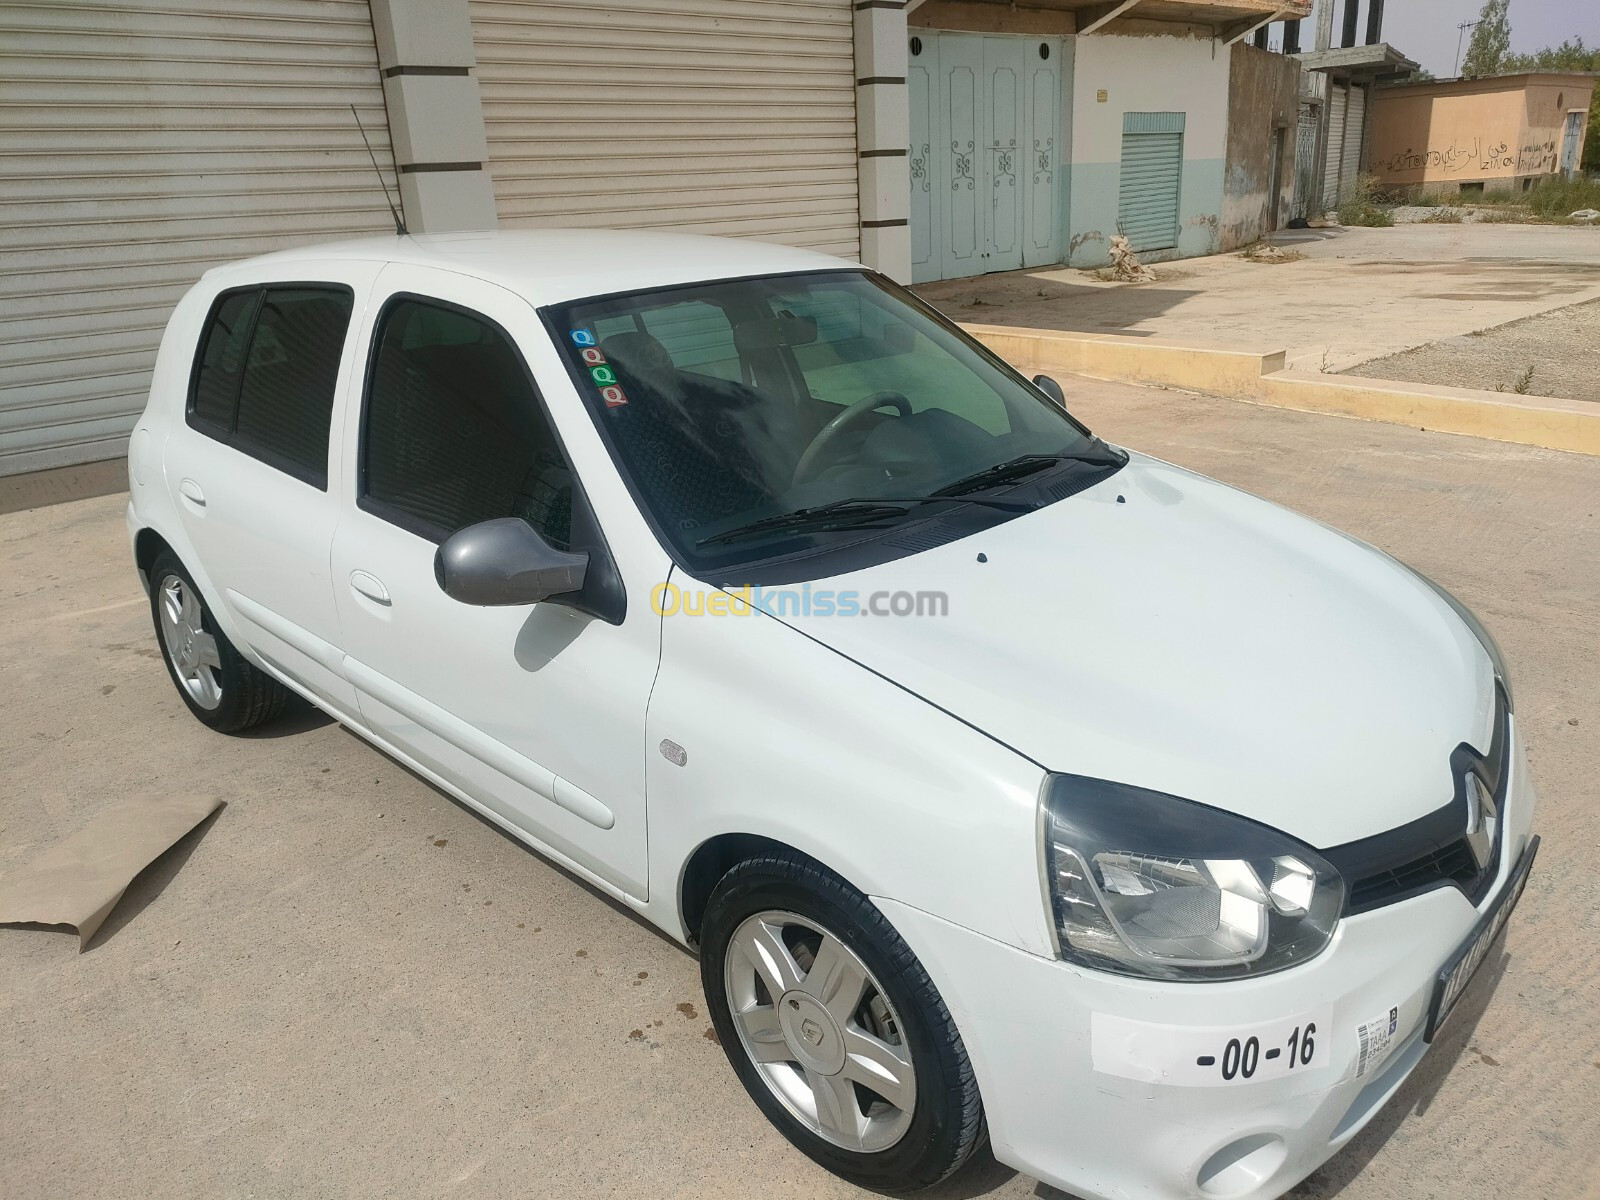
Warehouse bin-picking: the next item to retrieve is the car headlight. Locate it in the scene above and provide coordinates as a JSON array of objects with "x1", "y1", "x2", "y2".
[
  {"x1": 1041, "y1": 775, "x2": 1344, "y2": 981},
  {"x1": 1406, "y1": 567, "x2": 1513, "y2": 711}
]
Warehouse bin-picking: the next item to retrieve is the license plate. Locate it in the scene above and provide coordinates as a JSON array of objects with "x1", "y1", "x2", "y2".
[
  {"x1": 1091, "y1": 1005, "x2": 1333, "y2": 1087},
  {"x1": 1425, "y1": 835, "x2": 1539, "y2": 1041}
]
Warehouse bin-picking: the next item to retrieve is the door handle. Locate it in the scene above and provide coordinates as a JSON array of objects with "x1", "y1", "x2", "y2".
[
  {"x1": 349, "y1": 570, "x2": 391, "y2": 606},
  {"x1": 179, "y1": 478, "x2": 206, "y2": 507}
]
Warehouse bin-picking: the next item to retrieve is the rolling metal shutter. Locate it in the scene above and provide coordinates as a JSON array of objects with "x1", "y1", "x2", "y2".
[
  {"x1": 1118, "y1": 113, "x2": 1184, "y2": 254},
  {"x1": 1341, "y1": 84, "x2": 1366, "y2": 197},
  {"x1": 1323, "y1": 84, "x2": 1347, "y2": 208},
  {"x1": 0, "y1": 0, "x2": 399, "y2": 477},
  {"x1": 470, "y1": 0, "x2": 859, "y2": 258}
]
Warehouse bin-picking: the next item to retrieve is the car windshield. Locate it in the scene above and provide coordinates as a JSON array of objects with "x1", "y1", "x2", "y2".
[{"x1": 545, "y1": 270, "x2": 1112, "y2": 573}]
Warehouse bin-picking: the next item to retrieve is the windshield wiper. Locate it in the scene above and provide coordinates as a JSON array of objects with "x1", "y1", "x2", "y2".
[
  {"x1": 929, "y1": 446, "x2": 1123, "y2": 499},
  {"x1": 696, "y1": 493, "x2": 1029, "y2": 548}
]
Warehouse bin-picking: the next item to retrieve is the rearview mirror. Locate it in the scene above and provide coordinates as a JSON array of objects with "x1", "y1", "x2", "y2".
[
  {"x1": 733, "y1": 314, "x2": 818, "y2": 352},
  {"x1": 1033, "y1": 374, "x2": 1067, "y2": 408},
  {"x1": 434, "y1": 518, "x2": 588, "y2": 606}
]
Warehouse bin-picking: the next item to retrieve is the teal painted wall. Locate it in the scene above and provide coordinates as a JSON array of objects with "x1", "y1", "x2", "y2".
[{"x1": 1065, "y1": 157, "x2": 1226, "y2": 267}]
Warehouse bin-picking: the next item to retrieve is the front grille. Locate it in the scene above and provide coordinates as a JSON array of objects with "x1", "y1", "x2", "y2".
[
  {"x1": 1346, "y1": 838, "x2": 1479, "y2": 912},
  {"x1": 1322, "y1": 682, "x2": 1510, "y2": 916}
]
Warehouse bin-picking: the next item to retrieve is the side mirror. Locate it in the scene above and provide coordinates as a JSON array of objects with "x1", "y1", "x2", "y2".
[
  {"x1": 434, "y1": 517, "x2": 588, "y2": 607},
  {"x1": 1033, "y1": 374, "x2": 1067, "y2": 408}
]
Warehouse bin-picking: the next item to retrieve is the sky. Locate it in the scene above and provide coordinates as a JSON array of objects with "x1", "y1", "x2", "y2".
[{"x1": 1303, "y1": 0, "x2": 1600, "y2": 78}]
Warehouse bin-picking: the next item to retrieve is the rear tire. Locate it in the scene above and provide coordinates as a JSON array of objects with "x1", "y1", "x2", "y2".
[
  {"x1": 148, "y1": 550, "x2": 291, "y2": 733},
  {"x1": 700, "y1": 851, "x2": 985, "y2": 1193}
]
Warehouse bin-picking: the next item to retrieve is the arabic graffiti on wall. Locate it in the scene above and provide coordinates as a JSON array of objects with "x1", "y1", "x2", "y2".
[{"x1": 1374, "y1": 134, "x2": 1560, "y2": 177}]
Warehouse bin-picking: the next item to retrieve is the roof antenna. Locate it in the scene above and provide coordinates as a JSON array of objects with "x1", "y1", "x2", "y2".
[{"x1": 351, "y1": 103, "x2": 407, "y2": 237}]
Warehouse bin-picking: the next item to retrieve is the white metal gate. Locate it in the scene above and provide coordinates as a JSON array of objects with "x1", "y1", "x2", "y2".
[
  {"x1": 1293, "y1": 101, "x2": 1319, "y2": 219},
  {"x1": 470, "y1": 0, "x2": 858, "y2": 258},
  {"x1": 1322, "y1": 85, "x2": 1347, "y2": 209},
  {"x1": 1341, "y1": 84, "x2": 1366, "y2": 199},
  {"x1": 0, "y1": 0, "x2": 398, "y2": 477},
  {"x1": 908, "y1": 31, "x2": 1062, "y2": 283}
]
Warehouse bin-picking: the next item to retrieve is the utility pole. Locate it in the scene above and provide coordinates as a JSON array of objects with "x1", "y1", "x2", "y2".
[{"x1": 1454, "y1": 19, "x2": 1479, "y2": 77}]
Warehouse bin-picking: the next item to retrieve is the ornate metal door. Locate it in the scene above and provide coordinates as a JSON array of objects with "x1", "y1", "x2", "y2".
[{"x1": 907, "y1": 32, "x2": 1061, "y2": 283}]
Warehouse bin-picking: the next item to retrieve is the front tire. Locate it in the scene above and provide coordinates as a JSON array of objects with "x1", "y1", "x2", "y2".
[
  {"x1": 700, "y1": 851, "x2": 984, "y2": 1192},
  {"x1": 148, "y1": 551, "x2": 291, "y2": 733}
]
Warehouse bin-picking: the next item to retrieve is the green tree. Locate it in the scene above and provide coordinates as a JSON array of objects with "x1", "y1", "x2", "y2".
[{"x1": 1460, "y1": 0, "x2": 1511, "y2": 78}]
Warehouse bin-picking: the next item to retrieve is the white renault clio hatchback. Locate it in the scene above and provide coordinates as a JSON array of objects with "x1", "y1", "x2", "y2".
[{"x1": 127, "y1": 231, "x2": 1536, "y2": 1200}]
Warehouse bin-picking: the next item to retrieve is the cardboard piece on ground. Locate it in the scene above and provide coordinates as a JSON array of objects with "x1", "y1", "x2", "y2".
[{"x1": 0, "y1": 794, "x2": 222, "y2": 948}]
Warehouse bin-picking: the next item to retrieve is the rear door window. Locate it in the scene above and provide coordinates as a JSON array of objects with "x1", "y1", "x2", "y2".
[{"x1": 187, "y1": 284, "x2": 355, "y2": 488}]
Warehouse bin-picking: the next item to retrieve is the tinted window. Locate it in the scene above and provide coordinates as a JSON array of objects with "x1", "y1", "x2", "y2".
[
  {"x1": 190, "y1": 290, "x2": 258, "y2": 432},
  {"x1": 548, "y1": 271, "x2": 1109, "y2": 573},
  {"x1": 362, "y1": 298, "x2": 572, "y2": 546},
  {"x1": 186, "y1": 284, "x2": 353, "y2": 488},
  {"x1": 231, "y1": 288, "x2": 354, "y2": 485}
]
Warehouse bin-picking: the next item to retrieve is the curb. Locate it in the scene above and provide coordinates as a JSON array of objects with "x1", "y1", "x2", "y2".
[
  {"x1": 963, "y1": 323, "x2": 1284, "y2": 400},
  {"x1": 962, "y1": 322, "x2": 1600, "y2": 457}
]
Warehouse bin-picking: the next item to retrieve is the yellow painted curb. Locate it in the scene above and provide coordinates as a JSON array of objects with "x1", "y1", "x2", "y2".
[
  {"x1": 963, "y1": 323, "x2": 1283, "y2": 398},
  {"x1": 1258, "y1": 370, "x2": 1600, "y2": 457},
  {"x1": 962, "y1": 322, "x2": 1600, "y2": 457}
]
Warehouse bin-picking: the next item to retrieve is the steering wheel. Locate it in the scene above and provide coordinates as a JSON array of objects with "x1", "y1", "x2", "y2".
[{"x1": 792, "y1": 391, "x2": 913, "y2": 485}]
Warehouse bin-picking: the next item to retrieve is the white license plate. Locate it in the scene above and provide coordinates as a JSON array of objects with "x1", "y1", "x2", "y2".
[{"x1": 1092, "y1": 1005, "x2": 1333, "y2": 1087}]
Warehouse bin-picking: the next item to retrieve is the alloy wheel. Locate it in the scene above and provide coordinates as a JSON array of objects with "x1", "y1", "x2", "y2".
[
  {"x1": 723, "y1": 909, "x2": 916, "y2": 1153},
  {"x1": 156, "y1": 573, "x2": 223, "y2": 710}
]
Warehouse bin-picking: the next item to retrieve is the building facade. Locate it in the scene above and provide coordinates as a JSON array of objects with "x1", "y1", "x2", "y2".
[
  {"x1": 1368, "y1": 73, "x2": 1596, "y2": 195},
  {"x1": 1, "y1": 0, "x2": 1305, "y2": 478}
]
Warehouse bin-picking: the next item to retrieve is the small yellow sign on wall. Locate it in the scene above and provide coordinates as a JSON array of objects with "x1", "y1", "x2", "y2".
[{"x1": 1097, "y1": 89, "x2": 1109, "y2": 103}]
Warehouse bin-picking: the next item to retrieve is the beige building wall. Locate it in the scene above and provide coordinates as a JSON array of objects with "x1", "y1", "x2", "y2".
[{"x1": 1369, "y1": 73, "x2": 1595, "y2": 189}]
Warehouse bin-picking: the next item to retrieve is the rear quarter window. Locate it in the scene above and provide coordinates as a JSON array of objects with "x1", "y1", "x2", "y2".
[{"x1": 186, "y1": 283, "x2": 355, "y2": 488}]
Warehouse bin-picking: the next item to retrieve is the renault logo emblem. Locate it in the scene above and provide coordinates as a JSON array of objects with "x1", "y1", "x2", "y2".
[{"x1": 1465, "y1": 773, "x2": 1497, "y2": 870}]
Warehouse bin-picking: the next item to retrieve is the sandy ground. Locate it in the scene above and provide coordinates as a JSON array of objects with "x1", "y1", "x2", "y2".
[
  {"x1": 916, "y1": 222, "x2": 1600, "y2": 374},
  {"x1": 3, "y1": 383, "x2": 1599, "y2": 1200},
  {"x1": 1342, "y1": 296, "x2": 1600, "y2": 402}
]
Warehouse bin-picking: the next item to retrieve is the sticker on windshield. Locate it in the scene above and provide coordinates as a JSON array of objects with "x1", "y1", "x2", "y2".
[
  {"x1": 1354, "y1": 1007, "x2": 1400, "y2": 1078},
  {"x1": 580, "y1": 346, "x2": 607, "y2": 365},
  {"x1": 600, "y1": 385, "x2": 629, "y2": 408},
  {"x1": 589, "y1": 365, "x2": 617, "y2": 386},
  {"x1": 570, "y1": 329, "x2": 597, "y2": 347}
]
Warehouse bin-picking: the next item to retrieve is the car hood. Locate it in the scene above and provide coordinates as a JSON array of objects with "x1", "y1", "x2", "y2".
[{"x1": 767, "y1": 451, "x2": 1496, "y2": 849}]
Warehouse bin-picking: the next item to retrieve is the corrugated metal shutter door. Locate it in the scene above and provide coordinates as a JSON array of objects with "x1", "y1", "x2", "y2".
[
  {"x1": 1342, "y1": 85, "x2": 1365, "y2": 197},
  {"x1": 1118, "y1": 114, "x2": 1183, "y2": 254},
  {"x1": 470, "y1": 0, "x2": 859, "y2": 258},
  {"x1": 1323, "y1": 84, "x2": 1347, "y2": 208},
  {"x1": 0, "y1": 0, "x2": 399, "y2": 477}
]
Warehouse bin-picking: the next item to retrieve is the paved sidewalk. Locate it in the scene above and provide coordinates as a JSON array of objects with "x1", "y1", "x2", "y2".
[
  {"x1": 919, "y1": 223, "x2": 1600, "y2": 373},
  {"x1": 3, "y1": 382, "x2": 1597, "y2": 1200}
]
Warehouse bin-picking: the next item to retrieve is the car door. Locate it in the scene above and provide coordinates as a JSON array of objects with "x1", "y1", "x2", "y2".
[
  {"x1": 329, "y1": 265, "x2": 661, "y2": 900},
  {"x1": 167, "y1": 263, "x2": 382, "y2": 722}
]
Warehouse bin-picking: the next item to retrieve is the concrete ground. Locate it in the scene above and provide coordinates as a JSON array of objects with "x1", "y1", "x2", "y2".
[
  {"x1": 1343, "y1": 296, "x2": 1600, "y2": 402},
  {"x1": 917, "y1": 222, "x2": 1600, "y2": 374},
  {"x1": 3, "y1": 384, "x2": 1599, "y2": 1200}
]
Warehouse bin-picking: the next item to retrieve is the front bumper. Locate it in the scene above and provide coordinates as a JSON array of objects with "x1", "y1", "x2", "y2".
[{"x1": 878, "y1": 724, "x2": 1537, "y2": 1200}]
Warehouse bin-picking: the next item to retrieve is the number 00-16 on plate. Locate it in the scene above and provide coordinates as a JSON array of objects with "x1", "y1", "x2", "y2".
[{"x1": 1091, "y1": 1006, "x2": 1334, "y2": 1087}]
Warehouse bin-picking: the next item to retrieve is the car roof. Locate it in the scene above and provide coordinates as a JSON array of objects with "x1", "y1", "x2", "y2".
[{"x1": 204, "y1": 228, "x2": 862, "y2": 306}]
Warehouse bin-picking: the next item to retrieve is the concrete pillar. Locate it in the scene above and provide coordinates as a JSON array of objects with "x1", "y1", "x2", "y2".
[
  {"x1": 368, "y1": 0, "x2": 498, "y2": 233},
  {"x1": 1364, "y1": 0, "x2": 1384, "y2": 46},
  {"x1": 854, "y1": 0, "x2": 912, "y2": 282},
  {"x1": 1315, "y1": 0, "x2": 1336, "y2": 50}
]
